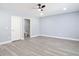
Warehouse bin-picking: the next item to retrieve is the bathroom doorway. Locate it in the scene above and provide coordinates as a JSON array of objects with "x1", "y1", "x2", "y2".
[{"x1": 24, "y1": 19, "x2": 30, "y2": 39}]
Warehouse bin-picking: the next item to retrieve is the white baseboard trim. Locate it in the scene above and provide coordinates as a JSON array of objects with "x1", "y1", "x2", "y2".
[
  {"x1": 31, "y1": 35, "x2": 40, "y2": 38},
  {"x1": 0, "y1": 35, "x2": 78, "y2": 45},
  {"x1": 0, "y1": 39, "x2": 24, "y2": 45},
  {"x1": 40, "y1": 34, "x2": 79, "y2": 41},
  {"x1": 0, "y1": 40, "x2": 12, "y2": 45}
]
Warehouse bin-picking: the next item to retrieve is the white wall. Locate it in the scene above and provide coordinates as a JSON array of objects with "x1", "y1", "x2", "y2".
[{"x1": 40, "y1": 12, "x2": 79, "y2": 39}]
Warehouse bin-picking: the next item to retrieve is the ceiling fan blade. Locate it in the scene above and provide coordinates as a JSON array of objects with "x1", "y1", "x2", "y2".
[
  {"x1": 38, "y1": 4, "x2": 41, "y2": 6},
  {"x1": 37, "y1": 4, "x2": 41, "y2": 9},
  {"x1": 42, "y1": 5, "x2": 45, "y2": 8}
]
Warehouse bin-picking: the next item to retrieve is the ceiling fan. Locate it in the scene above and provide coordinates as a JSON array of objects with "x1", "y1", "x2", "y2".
[
  {"x1": 32, "y1": 3, "x2": 46, "y2": 11},
  {"x1": 32, "y1": 3, "x2": 46, "y2": 16},
  {"x1": 37, "y1": 4, "x2": 46, "y2": 11}
]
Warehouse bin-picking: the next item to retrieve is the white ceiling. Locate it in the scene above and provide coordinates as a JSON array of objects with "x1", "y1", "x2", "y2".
[{"x1": 0, "y1": 3, "x2": 79, "y2": 17}]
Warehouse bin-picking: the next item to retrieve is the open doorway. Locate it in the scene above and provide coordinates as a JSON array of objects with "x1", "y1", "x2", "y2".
[{"x1": 24, "y1": 19, "x2": 30, "y2": 39}]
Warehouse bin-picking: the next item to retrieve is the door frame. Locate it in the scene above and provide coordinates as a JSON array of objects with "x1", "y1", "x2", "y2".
[{"x1": 24, "y1": 18, "x2": 31, "y2": 38}]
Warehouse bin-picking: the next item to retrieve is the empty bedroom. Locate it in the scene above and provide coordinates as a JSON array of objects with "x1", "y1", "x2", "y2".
[{"x1": 0, "y1": 3, "x2": 79, "y2": 56}]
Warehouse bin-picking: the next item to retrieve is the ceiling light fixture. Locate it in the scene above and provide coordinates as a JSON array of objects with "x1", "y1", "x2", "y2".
[
  {"x1": 38, "y1": 9, "x2": 41, "y2": 11},
  {"x1": 63, "y1": 8, "x2": 67, "y2": 10}
]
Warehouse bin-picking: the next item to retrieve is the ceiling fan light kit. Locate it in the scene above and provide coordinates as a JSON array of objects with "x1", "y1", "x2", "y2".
[
  {"x1": 37, "y1": 4, "x2": 46, "y2": 11},
  {"x1": 37, "y1": 4, "x2": 46, "y2": 16}
]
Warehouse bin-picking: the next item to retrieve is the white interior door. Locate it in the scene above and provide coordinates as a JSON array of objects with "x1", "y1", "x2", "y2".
[{"x1": 11, "y1": 16, "x2": 24, "y2": 41}]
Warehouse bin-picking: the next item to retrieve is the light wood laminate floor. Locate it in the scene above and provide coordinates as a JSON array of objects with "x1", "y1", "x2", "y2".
[{"x1": 0, "y1": 36, "x2": 79, "y2": 56}]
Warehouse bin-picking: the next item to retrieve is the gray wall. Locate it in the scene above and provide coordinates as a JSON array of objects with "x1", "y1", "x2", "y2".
[
  {"x1": 0, "y1": 10, "x2": 40, "y2": 42},
  {"x1": 40, "y1": 12, "x2": 79, "y2": 39},
  {"x1": 0, "y1": 10, "x2": 26, "y2": 42},
  {"x1": 31, "y1": 18, "x2": 40, "y2": 37},
  {"x1": 1, "y1": 9, "x2": 79, "y2": 42},
  {"x1": 0, "y1": 10, "x2": 11, "y2": 42}
]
